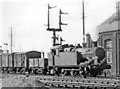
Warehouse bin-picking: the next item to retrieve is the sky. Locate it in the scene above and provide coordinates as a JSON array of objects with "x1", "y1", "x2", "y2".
[{"x1": 0, "y1": 0, "x2": 120, "y2": 55}]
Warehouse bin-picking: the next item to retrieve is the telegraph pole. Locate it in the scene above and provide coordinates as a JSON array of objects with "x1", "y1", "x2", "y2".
[
  {"x1": 116, "y1": 1, "x2": 120, "y2": 76},
  {"x1": 48, "y1": 4, "x2": 50, "y2": 29},
  {"x1": 116, "y1": 1, "x2": 119, "y2": 27},
  {"x1": 116, "y1": 1, "x2": 120, "y2": 29},
  {"x1": 11, "y1": 27, "x2": 13, "y2": 53},
  {"x1": 82, "y1": 0, "x2": 86, "y2": 47}
]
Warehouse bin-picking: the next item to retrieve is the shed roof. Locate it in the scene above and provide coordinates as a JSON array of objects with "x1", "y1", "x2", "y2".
[
  {"x1": 100, "y1": 1, "x2": 120, "y2": 26},
  {"x1": 97, "y1": 10, "x2": 120, "y2": 33}
]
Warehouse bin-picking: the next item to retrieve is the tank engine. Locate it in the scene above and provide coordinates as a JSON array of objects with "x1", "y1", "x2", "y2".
[{"x1": 47, "y1": 44, "x2": 111, "y2": 77}]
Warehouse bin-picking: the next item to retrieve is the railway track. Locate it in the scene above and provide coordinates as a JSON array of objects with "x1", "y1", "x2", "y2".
[
  {"x1": 38, "y1": 76, "x2": 120, "y2": 89},
  {"x1": 2, "y1": 73, "x2": 120, "y2": 89}
]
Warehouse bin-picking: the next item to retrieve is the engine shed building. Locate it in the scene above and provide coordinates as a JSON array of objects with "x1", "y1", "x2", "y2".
[{"x1": 97, "y1": 9, "x2": 120, "y2": 76}]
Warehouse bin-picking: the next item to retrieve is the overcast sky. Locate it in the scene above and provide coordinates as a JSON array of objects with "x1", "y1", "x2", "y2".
[{"x1": 0, "y1": 0, "x2": 119, "y2": 54}]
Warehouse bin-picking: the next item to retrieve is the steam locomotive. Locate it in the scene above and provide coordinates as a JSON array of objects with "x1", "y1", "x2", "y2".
[{"x1": 47, "y1": 44, "x2": 111, "y2": 77}]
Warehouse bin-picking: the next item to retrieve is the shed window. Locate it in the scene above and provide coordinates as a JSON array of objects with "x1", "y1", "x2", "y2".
[{"x1": 105, "y1": 39, "x2": 112, "y2": 63}]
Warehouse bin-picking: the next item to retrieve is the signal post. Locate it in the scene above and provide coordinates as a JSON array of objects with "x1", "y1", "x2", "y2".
[{"x1": 46, "y1": 4, "x2": 67, "y2": 65}]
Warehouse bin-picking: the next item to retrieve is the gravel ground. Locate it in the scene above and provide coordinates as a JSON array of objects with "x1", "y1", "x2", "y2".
[
  {"x1": 1, "y1": 74, "x2": 78, "y2": 89},
  {"x1": 2, "y1": 74, "x2": 49, "y2": 88}
]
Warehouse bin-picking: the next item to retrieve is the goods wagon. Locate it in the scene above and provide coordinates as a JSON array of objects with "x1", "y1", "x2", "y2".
[
  {"x1": 0, "y1": 53, "x2": 13, "y2": 73},
  {"x1": 8, "y1": 54, "x2": 13, "y2": 67},
  {"x1": 13, "y1": 51, "x2": 43, "y2": 74},
  {"x1": 29, "y1": 58, "x2": 47, "y2": 68},
  {"x1": 1, "y1": 53, "x2": 9, "y2": 67},
  {"x1": 28, "y1": 58, "x2": 48, "y2": 74},
  {"x1": 1, "y1": 50, "x2": 48, "y2": 74},
  {"x1": 29, "y1": 58, "x2": 45, "y2": 68},
  {"x1": 13, "y1": 52, "x2": 27, "y2": 73}
]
